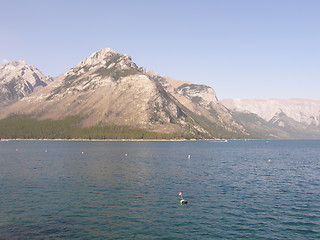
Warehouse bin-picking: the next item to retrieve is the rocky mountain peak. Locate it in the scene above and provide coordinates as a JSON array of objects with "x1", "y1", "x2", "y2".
[
  {"x1": 0, "y1": 60, "x2": 50, "y2": 81},
  {"x1": 80, "y1": 48, "x2": 116, "y2": 66},
  {"x1": 42, "y1": 48, "x2": 149, "y2": 102},
  {"x1": 1, "y1": 60, "x2": 24, "y2": 70},
  {"x1": 0, "y1": 61, "x2": 53, "y2": 107},
  {"x1": 81, "y1": 48, "x2": 137, "y2": 70},
  {"x1": 1, "y1": 61, "x2": 29, "y2": 79},
  {"x1": 63, "y1": 48, "x2": 141, "y2": 83}
]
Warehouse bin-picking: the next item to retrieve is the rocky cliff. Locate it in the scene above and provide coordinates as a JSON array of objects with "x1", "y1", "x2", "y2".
[{"x1": 0, "y1": 61, "x2": 52, "y2": 107}]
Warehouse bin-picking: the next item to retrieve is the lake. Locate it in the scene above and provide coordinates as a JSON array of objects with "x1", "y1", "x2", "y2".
[{"x1": 0, "y1": 140, "x2": 319, "y2": 239}]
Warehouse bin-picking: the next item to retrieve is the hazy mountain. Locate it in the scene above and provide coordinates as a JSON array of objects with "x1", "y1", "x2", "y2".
[
  {"x1": 221, "y1": 98, "x2": 320, "y2": 138},
  {"x1": 0, "y1": 48, "x2": 249, "y2": 139},
  {"x1": 221, "y1": 98, "x2": 320, "y2": 126},
  {"x1": 0, "y1": 61, "x2": 53, "y2": 107}
]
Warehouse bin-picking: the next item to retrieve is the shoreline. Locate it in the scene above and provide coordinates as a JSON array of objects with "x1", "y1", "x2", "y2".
[
  {"x1": 1, "y1": 138, "x2": 319, "y2": 142},
  {"x1": 1, "y1": 138, "x2": 200, "y2": 142},
  {"x1": 0, "y1": 138, "x2": 229, "y2": 142}
]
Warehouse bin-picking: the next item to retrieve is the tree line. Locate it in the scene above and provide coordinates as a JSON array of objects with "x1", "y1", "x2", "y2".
[{"x1": 0, "y1": 115, "x2": 196, "y2": 140}]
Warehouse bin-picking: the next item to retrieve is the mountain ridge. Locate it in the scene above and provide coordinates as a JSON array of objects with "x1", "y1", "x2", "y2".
[
  {"x1": 221, "y1": 98, "x2": 320, "y2": 139},
  {"x1": 1, "y1": 48, "x2": 319, "y2": 139},
  {"x1": 0, "y1": 48, "x2": 249, "y2": 139},
  {"x1": 221, "y1": 98, "x2": 320, "y2": 126}
]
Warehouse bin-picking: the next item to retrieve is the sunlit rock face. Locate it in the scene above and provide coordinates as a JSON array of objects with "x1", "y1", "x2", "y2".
[{"x1": 0, "y1": 61, "x2": 52, "y2": 107}]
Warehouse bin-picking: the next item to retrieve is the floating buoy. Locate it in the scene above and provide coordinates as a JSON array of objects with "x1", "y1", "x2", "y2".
[
  {"x1": 178, "y1": 192, "x2": 188, "y2": 204},
  {"x1": 180, "y1": 199, "x2": 188, "y2": 204},
  {"x1": 268, "y1": 159, "x2": 272, "y2": 163},
  {"x1": 187, "y1": 155, "x2": 191, "y2": 159}
]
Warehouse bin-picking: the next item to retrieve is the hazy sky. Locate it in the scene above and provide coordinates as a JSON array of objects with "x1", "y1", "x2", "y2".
[{"x1": 1, "y1": 0, "x2": 320, "y2": 99}]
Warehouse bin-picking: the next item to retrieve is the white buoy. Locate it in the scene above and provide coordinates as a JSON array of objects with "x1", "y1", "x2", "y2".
[
  {"x1": 178, "y1": 192, "x2": 188, "y2": 204},
  {"x1": 180, "y1": 199, "x2": 188, "y2": 204},
  {"x1": 187, "y1": 155, "x2": 191, "y2": 159}
]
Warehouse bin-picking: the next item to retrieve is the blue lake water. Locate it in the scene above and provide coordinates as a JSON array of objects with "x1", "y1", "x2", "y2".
[{"x1": 0, "y1": 140, "x2": 319, "y2": 239}]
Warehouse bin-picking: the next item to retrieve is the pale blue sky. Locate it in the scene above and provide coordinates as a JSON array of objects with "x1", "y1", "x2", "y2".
[{"x1": 1, "y1": 0, "x2": 320, "y2": 99}]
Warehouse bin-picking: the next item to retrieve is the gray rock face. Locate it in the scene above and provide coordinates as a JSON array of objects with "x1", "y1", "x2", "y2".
[
  {"x1": 177, "y1": 84, "x2": 218, "y2": 106},
  {"x1": 175, "y1": 83, "x2": 246, "y2": 134},
  {"x1": 0, "y1": 61, "x2": 52, "y2": 107}
]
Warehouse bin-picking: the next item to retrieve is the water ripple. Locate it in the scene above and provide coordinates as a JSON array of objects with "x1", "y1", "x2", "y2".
[{"x1": 0, "y1": 140, "x2": 319, "y2": 239}]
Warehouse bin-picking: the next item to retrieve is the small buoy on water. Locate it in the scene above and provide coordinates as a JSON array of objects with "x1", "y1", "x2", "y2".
[
  {"x1": 178, "y1": 192, "x2": 188, "y2": 204},
  {"x1": 268, "y1": 159, "x2": 272, "y2": 163},
  {"x1": 180, "y1": 199, "x2": 188, "y2": 204},
  {"x1": 81, "y1": 151, "x2": 84, "y2": 154},
  {"x1": 187, "y1": 154, "x2": 191, "y2": 159},
  {"x1": 125, "y1": 153, "x2": 128, "y2": 157}
]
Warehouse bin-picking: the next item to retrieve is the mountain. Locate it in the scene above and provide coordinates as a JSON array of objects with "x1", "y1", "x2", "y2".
[
  {"x1": 0, "y1": 61, "x2": 53, "y2": 108},
  {"x1": 221, "y1": 98, "x2": 320, "y2": 138},
  {"x1": 221, "y1": 98, "x2": 320, "y2": 125},
  {"x1": 0, "y1": 48, "x2": 250, "y2": 139},
  {"x1": 2, "y1": 49, "x2": 319, "y2": 139}
]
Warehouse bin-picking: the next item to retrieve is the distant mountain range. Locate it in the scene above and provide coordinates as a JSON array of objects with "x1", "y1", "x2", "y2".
[
  {"x1": 0, "y1": 48, "x2": 319, "y2": 139},
  {"x1": 221, "y1": 98, "x2": 320, "y2": 139}
]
